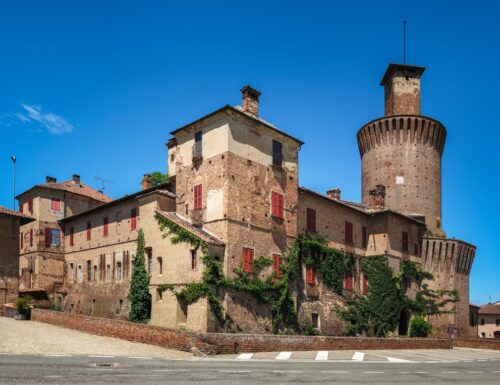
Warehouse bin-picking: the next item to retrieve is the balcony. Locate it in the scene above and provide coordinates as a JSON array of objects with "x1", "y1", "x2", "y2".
[
  {"x1": 192, "y1": 141, "x2": 203, "y2": 161},
  {"x1": 190, "y1": 209, "x2": 204, "y2": 227}
]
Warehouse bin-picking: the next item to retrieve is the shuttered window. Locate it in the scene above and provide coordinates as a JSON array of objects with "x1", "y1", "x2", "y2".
[
  {"x1": 271, "y1": 192, "x2": 284, "y2": 219},
  {"x1": 30, "y1": 228, "x2": 33, "y2": 247},
  {"x1": 344, "y1": 271, "x2": 354, "y2": 291},
  {"x1": 86, "y1": 222, "x2": 91, "y2": 241},
  {"x1": 44, "y1": 228, "x2": 51, "y2": 247},
  {"x1": 306, "y1": 208, "x2": 316, "y2": 233},
  {"x1": 306, "y1": 265, "x2": 316, "y2": 285},
  {"x1": 103, "y1": 217, "x2": 109, "y2": 237},
  {"x1": 28, "y1": 199, "x2": 33, "y2": 213},
  {"x1": 362, "y1": 273, "x2": 368, "y2": 295},
  {"x1": 362, "y1": 226, "x2": 367, "y2": 248},
  {"x1": 20, "y1": 232, "x2": 23, "y2": 249},
  {"x1": 19, "y1": 204, "x2": 23, "y2": 213},
  {"x1": 70, "y1": 227, "x2": 74, "y2": 246},
  {"x1": 51, "y1": 198, "x2": 61, "y2": 211},
  {"x1": 242, "y1": 248, "x2": 254, "y2": 273},
  {"x1": 272, "y1": 254, "x2": 282, "y2": 278},
  {"x1": 131, "y1": 208, "x2": 137, "y2": 231},
  {"x1": 402, "y1": 231, "x2": 409, "y2": 252},
  {"x1": 345, "y1": 221, "x2": 353, "y2": 244},
  {"x1": 194, "y1": 184, "x2": 202, "y2": 210}
]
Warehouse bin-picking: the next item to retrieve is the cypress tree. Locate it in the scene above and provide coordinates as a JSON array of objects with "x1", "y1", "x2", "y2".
[{"x1": 128, "y1": 229, "x2": 151, "y2": 322}]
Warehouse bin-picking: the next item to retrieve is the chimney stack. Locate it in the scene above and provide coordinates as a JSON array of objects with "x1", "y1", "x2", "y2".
[
  {"x1": 72, "y1": 174, "x2": 81, "y2": 185},
  {"x1": 141, "y1": 174, "x2": 153, "y2": 190},
  {"x1": 326, "y1": 188, "x2": 341, "y2": 200},
  {"x1": 368, "y1": 184, "x2": 386, "y2": 209},
  {"x1": 380, "y1": 64, "x2": 425, "y2": 116},
  {"x1": 46, "y1": 176, "x2": 57, "y2": 184},
  {"x1": 241, "y1": 85, "x2": 261, "y2": 117}
]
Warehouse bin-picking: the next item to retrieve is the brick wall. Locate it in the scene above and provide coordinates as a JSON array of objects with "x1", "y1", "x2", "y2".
[
  {"x1": 454, "y1": 338, "x2": 500, "y2": 350},
  {"x1": 31, "y1": 309, "x2": 451, "y2": 354}
]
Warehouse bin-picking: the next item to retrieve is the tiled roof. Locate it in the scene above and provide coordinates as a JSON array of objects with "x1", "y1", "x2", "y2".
[
  {"x1": 479, "y1": 303, "x2": 500, "y2": 315},
  {"x1": 0, "y1": 205, "x2": 34, "y2": 221},
  {"x1": 153, "y1": 189, "x2": 176, "y2": 198},
  {"x1": 155, "y1": 210, "x2": 225, "y2": 247},
  {"x1": 39, "y1": 180, "x2": 112, "y2": 202}
]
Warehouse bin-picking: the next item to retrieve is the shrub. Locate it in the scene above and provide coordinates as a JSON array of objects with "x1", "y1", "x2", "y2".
[
  {"x1": 408, "y1": 315, "x2": 432, "y2": 337},
  {"x1": 14, "y1": 296, "x2": 31, "y2": 315},
  {"x1": 128, "y1": 229, "x2": 151, "y2": 323}
]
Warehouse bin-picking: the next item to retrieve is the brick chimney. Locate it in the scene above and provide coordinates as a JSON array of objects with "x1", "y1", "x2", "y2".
[
  {"x1": 326, "y1": 188, "x2": 341, "y2": 200},
  {"x1": 368, "y1": 184, "x2": 386, "y2": 209},
  {"x1": 72, "y1": 174, "x2": 81, "y2": 186},
  {"x1": 45, "y1": 176, "x2": 57, "y2": 184},
  {"x1": 141, "y1": 174, "x2": 153, "y2": 190},
  {"x1": 241, "y1": 85, "x2": 261, "y2": 117},
  {"x1": 381, "y1": 64, "x2": 425, "y2": 116}
]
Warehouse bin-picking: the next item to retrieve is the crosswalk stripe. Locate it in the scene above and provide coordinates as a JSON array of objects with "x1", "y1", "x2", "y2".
[
  {"x1": 352, "y1": 352, "x2": 365, "y2": 361},
  {"x1": 236, "y1": 353, "x2": 253, "y2": 360},
  {"x1": 275, "y1": 351, "x2": 292, "y2": 360},
  {"x1": 315, "y1": 351, "x2": 329, "y2": 361}
]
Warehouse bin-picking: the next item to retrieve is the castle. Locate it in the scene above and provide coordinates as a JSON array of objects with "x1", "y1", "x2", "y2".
[{"x1": 11, "y1": 63, "x2": 476, "y2": 337}]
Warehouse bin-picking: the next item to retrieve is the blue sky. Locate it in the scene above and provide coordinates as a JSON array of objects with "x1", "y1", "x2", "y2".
[{"x1": 0, "y1": 1, "x2": 498, "y2": 305}]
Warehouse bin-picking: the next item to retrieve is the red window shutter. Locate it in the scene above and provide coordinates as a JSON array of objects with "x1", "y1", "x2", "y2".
[
  {"x1": 30, "y1": 229, "x2": 33, "y2": 247},
  {"x1": 28, "y1": 199, "x2": 33, "y2": 213},
  {"x1": 273, "y1": 254, "x2": 282, "y2": 278},
  {"x1": 70, "y1": 227, "x2": 74, "y2": 246},
  {"x1": 402, "y1": 231, "x2": 409, "y2": 252},
  {"x1": 131, "y1": 209, "x2": 137, "y2": 231},
  {"x1": 306, "y1": 208, "x2": 316, "y2": 233},
  {"x1": 345, "y1": 221, "x2": 353, "y2": 244},
  {"x1": 344, "y1": 272, "x2": 353, "y2": 290},
  {"x1": 194, "y1": 184, "x2": 202, "y2": 210},
  {"x1": 306, "y1": 265, "x2": 316, "y2": 285},
  {"x1": 86, "y1": 222, "x2": 91, "y2": 241},
  {"x1": 103, "y1": 217, "x2": 108, "y2": 237},
  {"x1": 44, "y1": 228, "x2": 51, "y2": 247},
  {"x1": 51, "y1": 198, "x2": 60, "y2": 211},
  {"x1": 19, "y1": 204, "x2": 23, "y2": 213},
  {"x1": 271, "y1": 192, "x2": 284, "y2": 219},
  {"x1": 278, "y1": 194, "x2": 284, "y2": 218},
  {"x1": 362, "y1": 273, "x2": 368, "y2": 295},
  {"x1": 243, "y1": 248, "x2": 253, "y2": 273},
  {"x1": 362, "y1": 226, "x2": 367, "y2": 248},
  {"x1": 20, "y1": 232, "x2": 23, "y2": 249}
]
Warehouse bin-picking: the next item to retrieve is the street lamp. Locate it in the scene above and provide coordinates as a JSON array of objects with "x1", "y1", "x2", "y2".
[{"x1": 11, "y1": 155, "x2": 16, "y2": 210}]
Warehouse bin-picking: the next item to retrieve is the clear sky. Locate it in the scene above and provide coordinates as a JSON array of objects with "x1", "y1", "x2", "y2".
[{"x1": 0, "y1": 1, "x2": 498, "y2": 305}]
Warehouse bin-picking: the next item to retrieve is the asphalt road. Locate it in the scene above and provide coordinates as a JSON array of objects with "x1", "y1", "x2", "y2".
[{"x1": 1, "y1": 354, "x2": 500, "y2": 384}]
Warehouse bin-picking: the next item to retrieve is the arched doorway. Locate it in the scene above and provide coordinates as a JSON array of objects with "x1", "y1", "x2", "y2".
[
  {"x1": 494, "y1": 331, "x2": 500, "y2": 340},
  {"x1": 398, "y1": 309, "x2": 410, "y2": 336}
]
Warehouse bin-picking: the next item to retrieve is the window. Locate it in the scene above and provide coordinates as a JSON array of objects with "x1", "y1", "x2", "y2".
[
  {"x1": 344, "y1": 271, "x2": 354, "y2": 291},
  {"x1": 20, "y1": 231, "x2": 23, "y2": 249},
  {"x1": 414, "y1": 243, "x2": 419, "y2": 256},
  {"x1": 116, "y1": 261, "x2": 122, "y2": 281},
  {"x1": 345, "y1": 221, "x2": 353, "y2": 244},
  {"x1": 147, "y1": 250, "x2": 153, "y2": 273},
  {"x1": 306, "y1": 265, "x2": 316, "y2": 285},
  {"x1": 28, "y1": 198, "x2": 33, "y2": 213},
  {"x1": 157, "y1": 288, "x2": 163, "y2": 301},
  {"x1": 103, "y1": 217, "x2": 108, "y2": 237},
  {"x1": 131, "y1": 208, "x2": 137, "y2": 231},
  {"x1": 19, "y1": 203, "x2": 23, "y2": 213},
  {"x1": 51, "y1": 198, "x2": 61, "y2": 211},
  {"x1": 306, "y1": 208, "x2": 316, "y2": 233},
  {"x1": 272, "y1": 139, "x2": 283, "y2": 167},
  {"x1": 311, "y1": 313, "x2": 319, "y2": 329},
  {"x1": 69, "y1": 263, "x2": 74, "y2": 284},
  {"x1": 497, "y1": 319, "x2": 500, "y2": 327},
  {"x1": 481, "y1": 332, "x2": 486, "y2": 338},
  {"x1": 86, "y1": 222, "x2": 91, "y2": 241},
  {"x1": 362, "y1": 273, "x2": 368, "y2": 295},
  {"x1": 194, "y1": 184, "x2": 202, "y2": 210},
  {"x1": 69, "y1": 227, "x2": 74, "y2": 246},
  {"x1": 30, "y1": 229, "x2": 33, "y2": 247},
  {"x1": 402, "y1": 231, "x2": 409, "y2": 252},
  {"x1": 86, "y1": 260, "x2": 91, "y2": 282},
  {"x1": 362, "y1": 226, "x2": 367, "y2": 248},
  {"x1": 77, "y1": 264, "x2": 83, "y2": 283},
  {"x1": 93, "y1": 265, "x2": 98, "y2": 282},
  {"x1": 191, "y1": 250, "x2": 197, "y2": 269},
  {"x1": 242, "y1": 248, "x2": 254, "y2": 273},
  {"x1": 481, "y1": 318, "x2": 485, "y2": 325},
  {"x1": 273, "y1": 254, "x2": 282, "y2": 278},
  {"x1": 157, "y1": 257, "x2": 163, "y2": 275},
  {"x1": 195, "y1": 131, "x2": 202, "y2": 143},
  {"x1": 271, "y1": 192, "x2": 284, "y2": 219},
  {"x1": 106, "y1": 264, "x2": 111, "y2": 282},
  {"x1": 44, "y1": 228, "x2": 51, "y2": 247},
  {"x1": 50, "y1": 229, "x2": 61, "y2": 246}
]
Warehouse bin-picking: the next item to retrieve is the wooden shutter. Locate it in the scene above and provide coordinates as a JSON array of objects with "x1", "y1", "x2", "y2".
[
  {"x1": 271, "y1": 192, "x2": 284, "y2": 219},
  {"x1": 306, "y1": 208, "x2": 316, "y2": 233},
  {"x1": 278, "y1": 194, "x2": 284, "y2": 218},
  {"x1": 362, "y1": 226, "x2": 367, "y2": 248},
  {"x1": 306, "y1": 265, "x2": 315, "y2": 285},
  {"x1": 345, "y1": 221, "x2": 353, "y2": 244},
  {"x1": 344, "y1": 271, "x2": 353, "y2": 290},
  {"x1": 103, "y1": 217, "x2": 108, "y2": 237},
  {"x1": 30, "y1": 229, "x2": 33, "y2": 247},
  {"x1": 20, "y1": 232, "x2": 23, "y2": 249},
  {"x1": 131, "y1": 209, "x2": 137, "y2": 231},
  {"x1": 243, "y1": 248, "x2": 253, "y2": 273},
  {"x1": 87, "y1": 222, "x2": 91, "y2": 240},
  {"x1": 402, "y1": 231, "x2": 409, "y2": 252},
  {"x1": 70, "y1": 227, "x2": 74, "y2": 246},
  {"x1": 194, "y1": 184, "x2": 202, "y2": 210},
  {"x1": 362, "y1": 273, "x2": 368, "y2": 295},
  {"x1": 273, "y1": 254, "x2": 282, "y2": 278},
  {"x1": 44, "y1": 228, "x2": 51, "y2": 247},
  {"x1": 19, "y1": 204, "x2": 23, "y2": 213},
  {"x1": 28, "y1": 199, "x2": 33, "y2": 213},
  {"x1": 51, "y1": 198, "x2": 60, "y2": 211}
]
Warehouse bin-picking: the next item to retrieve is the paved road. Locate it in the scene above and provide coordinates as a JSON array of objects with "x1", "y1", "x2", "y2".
[{"x1": 1, "y1": 353, "x2": 500, "y2": 384}]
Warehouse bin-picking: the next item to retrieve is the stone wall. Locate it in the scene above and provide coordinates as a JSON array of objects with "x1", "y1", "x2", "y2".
[{"x1": 0, "y1": 215, "x2": 20, "y2": 307}]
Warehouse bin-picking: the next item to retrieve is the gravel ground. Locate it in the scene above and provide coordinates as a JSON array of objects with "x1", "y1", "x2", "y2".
[{"x1": 0, "y1": 317, "x2": 191, "y2": 358}]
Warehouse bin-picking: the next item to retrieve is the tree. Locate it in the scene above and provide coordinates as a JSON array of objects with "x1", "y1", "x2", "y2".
[
  {"x1": 149, "y1": 171, "x2": 168, "y2": 186},
  {"x1": 128, "y1": 229, "x2": 151, "y2": 322}
]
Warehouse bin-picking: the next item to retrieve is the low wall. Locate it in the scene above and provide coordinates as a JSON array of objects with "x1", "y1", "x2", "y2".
[
  {"x1": 31, "y1": 309, "x2": 451, "y2": 354},
  {"x1": 454, "y1": 338, "x2": 500, "y2": 350}
]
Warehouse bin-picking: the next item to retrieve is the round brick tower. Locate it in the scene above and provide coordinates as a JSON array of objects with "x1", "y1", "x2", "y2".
[{"x1": 357, "y1": 64, "x2": 446, "y2": 236}]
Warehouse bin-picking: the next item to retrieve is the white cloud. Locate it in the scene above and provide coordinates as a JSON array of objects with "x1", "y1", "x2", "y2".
[{"x1": 17, "y1": 103, "x2": 74, "y2": 135}]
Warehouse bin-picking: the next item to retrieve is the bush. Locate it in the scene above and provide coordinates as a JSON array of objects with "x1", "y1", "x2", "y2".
[
  {"x1": 14, "y1": 296, "x2": 31, "y2": 315},
  {"x1": 128, "y1": 229, "x2": 151, "y2": 323},
  {"x1": 408, "y1": 315, "x2": 432, "y2": 337}
]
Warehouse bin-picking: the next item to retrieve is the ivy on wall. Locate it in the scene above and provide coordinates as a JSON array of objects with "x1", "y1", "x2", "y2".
[{"x1": 128, "y1": 229, "x2": 152, "y2": 323}]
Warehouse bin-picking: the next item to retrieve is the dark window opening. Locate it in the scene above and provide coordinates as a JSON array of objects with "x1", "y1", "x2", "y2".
[{"x1": 272, "y1": 139, "x2": 283, "y2": 167}]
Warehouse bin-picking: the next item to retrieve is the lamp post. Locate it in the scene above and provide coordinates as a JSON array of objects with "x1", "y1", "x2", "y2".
[{"x1": 11, "y1": 155, "x2": 16, "y2": 210}]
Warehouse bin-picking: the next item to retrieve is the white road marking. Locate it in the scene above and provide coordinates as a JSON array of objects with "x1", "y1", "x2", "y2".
[
  {"x1": 219, "y1": 370, "x2": 252, "y2": 373},
  {"x1": 399, "y1": 371, "x2": 412, "y2": 374},
  {"x1": 442, "y1": 371, "x2": 458, "y2": 374},
  {"x1": 414, "y1": 372, "x2": 428, "y2": 374},
  {"x1": 44, "y1": 354, "x2": 72, "y2": 357},
  {"x1": 352, "y1": 352, "x2": 365, "y2": 361},
  {"x1": 387, "y1": 357, "x2": 413, "y2": 363},
  {"x1": 467, "y1": 371, "x2": 484, "y2": 374},
  {"x1": 321, "y1": 370, "x2": 350, "y2": 373},
  {"x1": 272, "y1": 370, "x2": 303, "y2": 373},
  {"x1": 492, "y1": 371, "x2": 500, "y2": 373},
  {"x1": 153, "y1": 369, "x2": 188, "y2": 372},
  {"x1": 275, "y1": 351, "x2": 292, "y2": 360},
  {"x1": 315, "y1": 351, "x2": 329, "y2": 361},
  {"x1": 128, "y1": 356, "x2": 152, "y2": 360},
  {"x1": 363, "y1": 371, "x2": 384, "y2": 374},
  {"x1": 237, "y1": 353, "x2": 254, "y2": 360},
  {"x1": 88, "y1": 355, "x2": 115, "y2": 358}
]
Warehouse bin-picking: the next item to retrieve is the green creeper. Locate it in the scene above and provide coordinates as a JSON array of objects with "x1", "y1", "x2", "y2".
[{"x1": 128, "y1": 229, "x2": 151, "y2": 323}]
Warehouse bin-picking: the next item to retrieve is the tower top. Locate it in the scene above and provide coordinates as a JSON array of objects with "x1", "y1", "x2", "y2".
[{"x1": 381, "y1": 63, "x2": 426, "y2": 116}]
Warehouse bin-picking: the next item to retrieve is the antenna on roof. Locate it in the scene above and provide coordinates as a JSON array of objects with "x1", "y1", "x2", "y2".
[
  {"x1": 403, "y1": 20, "x2": 407, "y2": 64},
  {"x1": 95, "y1": 176, "x2": 112, "y2": 192}
]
